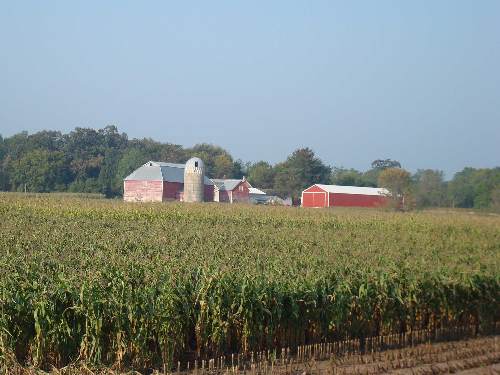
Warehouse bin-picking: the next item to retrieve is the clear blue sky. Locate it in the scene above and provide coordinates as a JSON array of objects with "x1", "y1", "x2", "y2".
[{"x1": 1, "y1": 1, "x2": 499, "y2": 177}]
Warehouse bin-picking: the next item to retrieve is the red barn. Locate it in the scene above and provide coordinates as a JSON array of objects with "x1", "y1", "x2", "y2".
[
  {"x1": 124, "y1": 161, "x2": 214, "y2": 202},
  {"x1": 301, "y1": 184, "x2": 389, "y2": 208},
  {"x1": 212, "y1": 178, "x2": 251, "y2": 203}
]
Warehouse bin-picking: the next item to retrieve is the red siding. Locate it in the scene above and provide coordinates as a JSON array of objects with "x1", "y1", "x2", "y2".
[
  {"x1": 126, "y1": 180, "x2": 214, "y2": 202},
  {"x1": 216, "y1": 181, "x2": 250, "y2": 203},
  {"x1": 163, "y1": 181, "x2": 183, "y2": 200},
  {"x1": 204, "y1": 185, "x2": 214, "y2": 202},
  {"x1": 302, "y1": 192, "x2": 328, "y2": 207},
  {"x1": 231, "y1": 181, "x2": 250, "y2": 203},
  {"x1": 302, "y1": 184, "x2": 388, "y2": 208},
  {"x1": 218, "y1": 190, "x2": 230, "y2": 202},
  {"x1": 124, "y1": 180, "x2": 163, "y2": 202},
  {"x1": 163, "y1": 181, "x2": 213, "y2": 202},
  {"x1": 329, "y1": 193, "x2": 387, "y2": 208}
]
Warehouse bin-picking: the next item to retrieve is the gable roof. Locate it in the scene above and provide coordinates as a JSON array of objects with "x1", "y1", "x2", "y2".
[
  {"x1": 309, "y1": 184, "x2": 389, "y2": 196},
  {"x1": 212, "y1": 178, "x2": 250, "y2": 191},
  {"x1": 124, "y1": 161, "x2": 214, "y2": 185}
]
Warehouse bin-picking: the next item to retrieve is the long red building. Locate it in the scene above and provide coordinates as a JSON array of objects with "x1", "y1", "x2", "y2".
[{"x1": 301, "y1": 184, "x2": 389, "y2": 208}]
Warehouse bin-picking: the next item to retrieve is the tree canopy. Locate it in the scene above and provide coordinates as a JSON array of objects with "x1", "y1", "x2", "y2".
[
  {"x1": 378, "y1": 168, "x2": 412, "y2": 210},
  {"x1": 247, "y1": 161, "x2": 275, "y2": 190},
  {"x1": 413, "y1": 169, "x2": 447, "y2": 208},
  {"x1": 272, "y1": 148, "x2": 331, "y2": 199}
]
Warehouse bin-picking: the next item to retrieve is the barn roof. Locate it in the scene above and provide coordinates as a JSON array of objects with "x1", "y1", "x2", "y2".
[
  {"x1": 124, "y1": 161, "x2": 214, "y2": 185},
  {"x1": 211, "y1": 179, "x2": 244, "y2": 191},
  {"x1": 311, "y1": 184, "x2": 389, "y2": 196}
]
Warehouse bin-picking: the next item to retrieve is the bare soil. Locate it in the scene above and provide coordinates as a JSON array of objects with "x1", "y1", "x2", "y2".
[
  {"x1": 3, "y1": 336, "x2": 498, "y2": 374},
  {"x1": 257, "y1": 336, "x2": 499, "y2": 375}
]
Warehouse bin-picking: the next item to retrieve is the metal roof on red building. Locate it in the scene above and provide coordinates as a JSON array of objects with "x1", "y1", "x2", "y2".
[
  {"x1": 124, "y1": 161, "x2": 214, "y2": 185},
  {"x1": 212, "y1": 178, "x2": 249, "y2": 191},
  {"x1": 308, "y1": 184, "x2": 389, "y2": 196}
]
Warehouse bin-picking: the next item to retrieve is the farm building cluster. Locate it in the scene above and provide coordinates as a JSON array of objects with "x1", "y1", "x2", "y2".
[
  {"x1": 124, "y1": 158, "x2": 270, "y2": 204},
  {"x1": 124, "y1": 157, "x2": 390, "y2": 208}
]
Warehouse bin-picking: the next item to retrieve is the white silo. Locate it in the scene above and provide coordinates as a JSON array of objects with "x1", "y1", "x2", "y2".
[{"x1": 183, "y1": 157, "x2": 205, "y2": 202}]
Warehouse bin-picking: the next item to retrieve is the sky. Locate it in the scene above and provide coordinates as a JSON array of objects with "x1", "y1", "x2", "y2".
[{"x1": 1, "y1": 1, "x2": 499, "y2": 177}]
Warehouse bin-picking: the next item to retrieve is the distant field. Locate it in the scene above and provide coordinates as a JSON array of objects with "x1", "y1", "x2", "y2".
[{"x1": 0, "y1": 194, "x2": 499, "y2": 371}]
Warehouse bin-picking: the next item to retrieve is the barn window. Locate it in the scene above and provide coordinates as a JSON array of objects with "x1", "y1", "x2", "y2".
[{"x1": 195, "y1": 161, "x2": 198, "y2": 167}]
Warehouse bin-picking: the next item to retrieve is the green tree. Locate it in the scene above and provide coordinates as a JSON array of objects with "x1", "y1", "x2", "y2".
[
  {"x1": 1, "y1": 127, "x2": 249, "y2": 194},
  {"x1": 413, "y1": 169, "x2": 447, "y2": 208},
  {"x1": 187, "y1": 143, "x2": 239, "y2": 178},
  {"x1": 231, "y1": 159, "x2": 246, "y2": 179},
  {"x1": 98, "y1": 125, "x2": 128, "y2": 149},
  {"x1": 0, "y1": 135, "x2": 8, "y2": 190},
  {"x1": 273, "y1": 148, "x2": 331, "y2": 199},
  {"x1": 371, "y1": 159, "x2": 401, "y2": 170},
  {"x1": 98, "y1": 148, "x2": 121, "y2": 197},
  {"x1": 0, "y1": 164, "x2": 8, "y2": 190},
  {"x1": 10, "y1": 150, "x2": 70, "y2": 192},
  {"x1": 27, "y1": 130, "x2": 65, "y2": 151},
  {"x1": 330, "y1": 167, "x2": 374, "y2": 187},
  {"x1": 448, "y1": 167, "x2": 500, "y2": 209},
  {"x1": 114, "y1": 148, "x2": 150, "y2": 194},
  {"x1": 3, "y1": 131, "x2": 30, "y2": 159},
  {"x1": 64, "y1": 127, "x2": 103, "y2": 160},
  {"x1": 159, "y1": 143, "x2": 186, "y2": 163},
  {"x1": 363, "y1": 159, "x2": 402, "y2": 187},
  {"x1": 247, "y1": 161, "x2": 275, "y2": 189},
  {"x1": 491, "y1": 187, "x2": 500, "y2": 212},
  {"x1": 213, "y1": 154, "x2": 234, "y2": 178},
  {"x1": 378, "y1": 168, "x2": 412, "y2": 210},
  {"x1": 64, "y1": 128, "x2": 105, "y2": 184},
  {"x1": 0, "y1": 135, "x2": 4, "y2": 160}
]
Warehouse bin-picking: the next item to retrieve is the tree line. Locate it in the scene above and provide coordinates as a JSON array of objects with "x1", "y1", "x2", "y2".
[{"x1": 0, "y1": 126, "x2": 499, "y2": 210}]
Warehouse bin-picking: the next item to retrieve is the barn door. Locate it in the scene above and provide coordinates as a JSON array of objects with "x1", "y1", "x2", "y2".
[{"x1": 313, "y1": 192, "x2": 327, "y2": 207}]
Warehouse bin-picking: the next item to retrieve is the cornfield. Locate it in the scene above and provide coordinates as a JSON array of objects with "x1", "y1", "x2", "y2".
[{"x1": 0, "y1": 194, "x2": 498, "y2": 371}]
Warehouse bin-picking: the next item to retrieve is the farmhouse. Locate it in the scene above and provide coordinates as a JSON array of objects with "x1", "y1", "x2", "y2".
[
  {"x1": 123, "y1": 159, "x2": 214, "y2": 202},
  {"x1": 301, "y1": 184, "x2": 389, "y2": 208},
  {"x1": 212, "y1": 177, "x2": 252, "y2": 203}
]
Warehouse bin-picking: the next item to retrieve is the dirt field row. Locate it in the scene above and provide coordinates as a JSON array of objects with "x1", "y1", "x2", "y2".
[
  {"x1": 281, "y1": 336, "x2": 500, "y2": 375},
  {"x1": 5, "y1": 336, "x2": 497, "y2": 375}
]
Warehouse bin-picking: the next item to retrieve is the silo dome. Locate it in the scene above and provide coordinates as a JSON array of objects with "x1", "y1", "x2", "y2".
[
  {"x1": 185, "y1": 157, "x2": 204, "y2": 171},
  {"x1": 183, "y1": 157, "x2": 205, "y2": 202}
]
